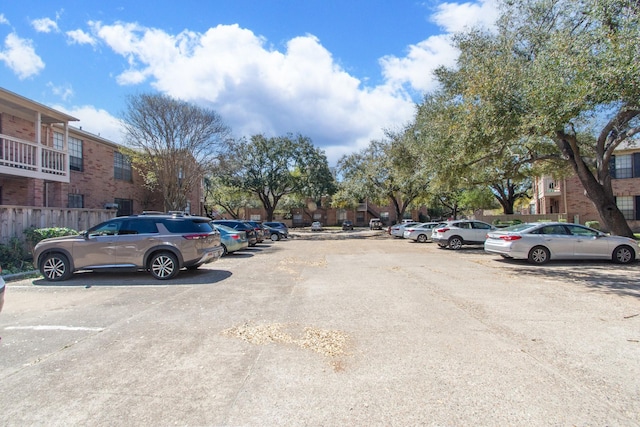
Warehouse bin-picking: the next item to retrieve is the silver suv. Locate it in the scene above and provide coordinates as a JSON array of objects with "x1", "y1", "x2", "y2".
[{"x1": 33, "y1": 214, "x2": 223, "y2": 281}]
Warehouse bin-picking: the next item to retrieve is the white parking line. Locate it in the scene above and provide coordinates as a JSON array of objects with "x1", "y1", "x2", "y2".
[{"x1": 5, "y1": 325, "x2": 104, "y2": 332}]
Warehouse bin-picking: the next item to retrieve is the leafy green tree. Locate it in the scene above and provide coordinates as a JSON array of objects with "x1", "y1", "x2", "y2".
[
  {"x1": 220, "y1": 134, "x2": 336, "y2": 221},
  {"x1": 425, "y1": 0, "x2": 640, "y2": 236},
  {"x1": 337, "y1": 128, "x2": 430, "y2": 221},
  {"x1": 203, "y1": 176, "x2": 258, "y2": 219},
  {"x1": 122, "y1": 93, "x2": 230, "y2": 212}
]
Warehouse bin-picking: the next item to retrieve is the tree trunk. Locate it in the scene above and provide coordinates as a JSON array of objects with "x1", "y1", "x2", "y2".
[{"x1": 556, "y1": 133, "x2": 634, "y2": 237}]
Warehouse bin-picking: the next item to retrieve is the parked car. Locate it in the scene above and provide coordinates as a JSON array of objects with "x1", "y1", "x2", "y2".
[
  {"x1": 211, "y1": 220, "x2": 258, "y2": 247},
  {"x1": 403, "y1": 222, "x2": 442, "y2": 243},
  {"x1": 33, "y1": 213, "x2": 224, "y2": 281},
  {"x1": 484, "y1": 222, "x2": 639, "y2": 264},
  {"x1": 431, "y1": 220, "x2": 495, "y2": 249},
  {"x1": 369, "y1": 219, "x2": 383, "y2": 230},
  {"x1": 342, "y1": 220, "x2": 354, "y2": 230},
  {"x1": 263, "y1": 222, "x2": 289, "y2": 235},
  {"x1": 212, "y1": 224, "x2": 249, "y2": 255},
  {"x1": 263, "y1": 224, "x2": 288, "y2": 241},
  {"x1": 311, "y1": 221, "x2": 323, "y2": 231},
  {"x1": 244, "y1": 220, "x2": 266, "y2": 243},
  {"x1": 389, "y1": 222, "x2": 420, "y2": 238}
]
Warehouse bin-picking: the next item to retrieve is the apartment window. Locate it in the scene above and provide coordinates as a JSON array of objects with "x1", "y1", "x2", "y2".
[
  {"x1": 614, "y1": 155, "x2": 633, "y2": 179},
  {"x1": 69, "y1": 136, "x2": 83, "y2": 171},
  {"x1": 114, "y1": 198, "x2": 133, "y2": 216},
  {"x1": 616, "y1": 196, "x2": 634, "y2": 220},
  {"x1": 114, "y1": 152, "x2": 132, "y2": 181},
  {"x1": 68, "y1": 194, "x2": 84, "y2": 208},
  {"x1": 53, "y1": 131, "x2": 64, "y2": 150},
  {"x1": 611, "y1": 153, "x2": 640, "y2": 179}
]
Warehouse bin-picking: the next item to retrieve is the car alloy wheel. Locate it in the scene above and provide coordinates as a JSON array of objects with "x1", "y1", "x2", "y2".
[
  {"x1": 417, "y1": 234, "x2": 428, "y2": 243},
  {"x1": 613, "y1": 245, "x2": 634, "y2": 264},
  {"x1": 40, "y1": 253, "x2": 72, "y2": 281},
  {"x1": 150, "y1": 252, "x2": 179, "y2": 280},
  {"x1": 448, "y1": 236, "x2": 463, "y2": 250},
  {"x1": 528, "y1": 246, "x2": 550, "y2": 265},
  {"x1": 271, "y1": 233, "x2": 280, "y2": 241}
]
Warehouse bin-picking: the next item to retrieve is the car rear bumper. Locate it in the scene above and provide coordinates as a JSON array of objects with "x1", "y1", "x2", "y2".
[{"x1": 196, "y1": 245, "x2": 224, "y2": 265}]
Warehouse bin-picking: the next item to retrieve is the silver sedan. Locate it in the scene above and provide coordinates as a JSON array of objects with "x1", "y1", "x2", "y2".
[
  {"x1": 484, "y1": 222, "x2": 639, "y2": 264},
  {"x1": 389, "y1": 222, "x2": 420, "y2": 238},
  {"x1": 403, "y1": 222, "x2": 442, "y2": 243}
]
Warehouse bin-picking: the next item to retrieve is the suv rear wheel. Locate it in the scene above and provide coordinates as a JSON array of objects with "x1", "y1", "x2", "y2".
[{"x1": 149, "y1": 252, "x2": 179, "y2": 280}]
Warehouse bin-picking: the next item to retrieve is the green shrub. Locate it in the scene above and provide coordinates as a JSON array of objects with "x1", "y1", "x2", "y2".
[
  {"x1": 0, "y1": 238, "x2": 32, "y2": 274},
  {"x1": 23, "y1": 227, "x2": 79, "y2": 248},
  {"x1": 585, "y1": 221, "x2": 600, "y2": 230},
  {"x1": 511, "y1": 219, "x2": 522, "y2": 225}
]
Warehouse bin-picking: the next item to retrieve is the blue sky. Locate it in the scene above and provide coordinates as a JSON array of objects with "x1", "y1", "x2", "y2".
[{"x1": 0, "y1": 0, "x2": 497, "y2": 164}]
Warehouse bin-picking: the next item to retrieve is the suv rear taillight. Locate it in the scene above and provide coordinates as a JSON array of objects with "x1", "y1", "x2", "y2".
[{"x1": 183, "y1": 233, "x2": 212, "y2": 240}]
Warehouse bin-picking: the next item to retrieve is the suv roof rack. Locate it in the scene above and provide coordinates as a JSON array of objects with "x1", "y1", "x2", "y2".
[{"x1": 139, "y1": 211, "x2": 191, "y2": 217}]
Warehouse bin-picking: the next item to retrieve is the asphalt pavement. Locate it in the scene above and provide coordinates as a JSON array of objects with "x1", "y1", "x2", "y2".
[{"x1": 1, "y1": 229, "x2": 639, "y2": 426}]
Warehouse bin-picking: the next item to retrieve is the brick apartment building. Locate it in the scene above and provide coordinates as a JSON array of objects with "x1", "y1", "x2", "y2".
[
  {"x1": 532, "y1": 144, "x2": 640, "y2": 231},
  {"x1": 0, "y1": 87, "x2": 204, "y2": 217}
]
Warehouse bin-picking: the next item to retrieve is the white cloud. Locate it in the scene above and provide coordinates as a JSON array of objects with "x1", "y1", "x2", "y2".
[
  {"x1": 55, "y1": 104, "x2": 125, "y2": 144},
  {"x1": 47, "y1": 82, "x2": 74, "y2": 101},
  {"x1": 66, "y1": 29, "x2": 97, "y2": 46},
  {"x1": 74, "y1": 0, "x2": 498, "y2": 164},
  {"x1": 377, "y1": 0, "x2": 499, "y2": 98},
  {"x1": 431, "y1": 0, "x2": 499, "y2": 33},
  {"x1": 32, "y1": 17, "x2": 59, "y2": 33},
  {"x1": 379, "y1": 34, "x2": 459, "y2": 94},
  {"x1": 0, "y1": 33, "x2": 45, "y2": 79},
  {"x1": 89, "y1": 21, "x2": 416, "y2": 164},
  {"x1": 0, "y1": 14, "x2": 9, "y2": 25}
]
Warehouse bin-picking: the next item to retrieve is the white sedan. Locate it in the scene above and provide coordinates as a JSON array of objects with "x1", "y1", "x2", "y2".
[
  {"x1": 484, "y1": 222, "x2": 639, "y2": 264},
  {"x1": 389, "y1": 222, "x2": 420, "y2": 238},
  {"x1": 403, "y1": 222, "x2": 442, "y2": 243}
]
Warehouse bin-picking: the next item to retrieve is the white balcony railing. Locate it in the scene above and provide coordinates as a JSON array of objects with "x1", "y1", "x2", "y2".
[{"x1": 0, "y1": 133, "x2": 68, "y2": 182}]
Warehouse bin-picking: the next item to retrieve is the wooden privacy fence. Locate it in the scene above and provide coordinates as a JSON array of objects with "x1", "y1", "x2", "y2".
[{"x1": 0, "y1": 205, "x2": 117, "y2": 244}]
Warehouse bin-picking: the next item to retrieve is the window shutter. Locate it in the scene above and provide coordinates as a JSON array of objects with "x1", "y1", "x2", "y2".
[
  {"x1": 634, "y1": 153, "x2": 640, "y2": 178},
  {"x1": 636, "y1": 196, "x2": 640, "y2": 220},
  {"x1": 609, "y1": 155, "x2": 616, "y2": 179}
]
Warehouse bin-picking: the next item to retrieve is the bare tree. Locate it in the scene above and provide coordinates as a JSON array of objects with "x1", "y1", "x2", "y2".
[{"x1": 122, "y1": 93, "x2": 230, "y2": 212}]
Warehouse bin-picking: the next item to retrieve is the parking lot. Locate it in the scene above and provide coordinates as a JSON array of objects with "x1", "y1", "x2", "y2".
[{"x1": 1, "y1": 230, "x2": 639, "y2": 426}]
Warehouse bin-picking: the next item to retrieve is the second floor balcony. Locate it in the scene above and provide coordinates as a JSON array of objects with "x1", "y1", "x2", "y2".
[
  {"x1": 0, "y1": 133, "x2": 69, "y2": 182},
  {"x1": 537, "y1": 177, "x2": 562, "y2": 198}
]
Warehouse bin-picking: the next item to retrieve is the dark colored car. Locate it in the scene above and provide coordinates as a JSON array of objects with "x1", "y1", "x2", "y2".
[
  {"x1": 211, "y1": 220, "x2": 258, "y2": 247},
  {"x1": 244, "y1": 220, "x2": 266, "y2": 243},
  {"x1": 263, "y1": 222, "x2": 289, "y2": 234},
  {"x1": 342, "y1": 220, "x2": 354, "y2": 230},
  {"x1": 263, "y1": 224, "x2": 288, "y2": 241},
  {"x1": 33, "y1": 213, "x2": 224, "y2": 281}
]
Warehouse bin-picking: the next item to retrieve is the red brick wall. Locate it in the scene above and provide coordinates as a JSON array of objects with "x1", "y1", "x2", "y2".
[
  {"x1": 1, "y1": 113, "x2": 36, "y2": 141},
  {"x1": 563, "y1": 175, "x2": 640, "y2": 230}
]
